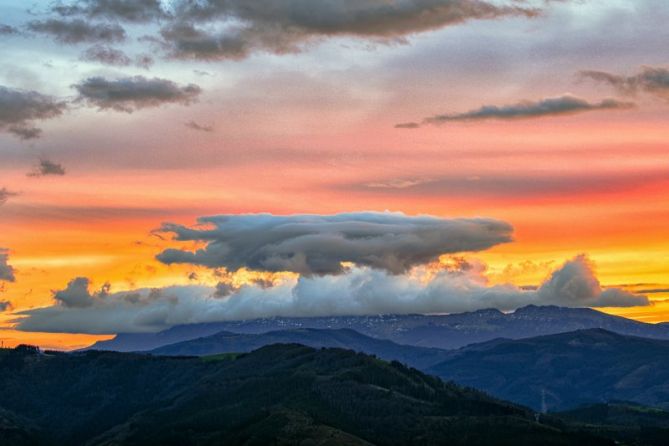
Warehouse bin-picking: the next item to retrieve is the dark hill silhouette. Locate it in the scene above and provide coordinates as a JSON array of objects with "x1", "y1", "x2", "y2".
[{"x1": 0, "y1": 343, "x2": 609, "y2": 445}]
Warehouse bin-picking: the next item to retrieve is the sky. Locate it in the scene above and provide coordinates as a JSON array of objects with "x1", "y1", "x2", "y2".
[{"x1": 0, "y1": 0, "x2": 668, "y2": 349}]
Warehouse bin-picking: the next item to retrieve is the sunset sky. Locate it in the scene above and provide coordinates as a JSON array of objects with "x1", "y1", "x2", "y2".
[{"x1": 1, "y1": 0, "x2": 668, "y2": 349}]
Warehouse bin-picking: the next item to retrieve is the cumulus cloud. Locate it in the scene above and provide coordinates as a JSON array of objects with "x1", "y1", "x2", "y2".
[
  {"x1": 72, "y1": 76, "x2": 202, "y2": 112},
  {"x1": 13, "y1": 255, "x2": 648, "y2": 334},
  {"x1": 53, "y1": 0, "x2": 168, "y2": 23},
  {"x1": 52, "y1": 277, "x2": 110, "y2": 308},
  {"x1": 0, "y1": 249, "x2": 16, "y2": 282},
  {"x1": 156, "y1": 212, "x2": 513, "y2": 275},
  {"x1": 0, "y1": 86, "x2": 67, "y2": 139},
  {"x1": 27, "y1": 19, "x2": 126, "y2": 44},
  {"x1": 400, "y1": 95, "x2": 634, "y2": 127},
  {"x1": 158, "y1": 0, "x2": 537, "y2": 60},
  {"x1": 580, "y1": 66, "x2": 669, "y2": 101},
  {"x1": 27, "y1": 159, "x2": 67, "y2": 177}
]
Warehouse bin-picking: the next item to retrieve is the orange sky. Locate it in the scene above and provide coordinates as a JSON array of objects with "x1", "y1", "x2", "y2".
[{"x1": 1, "y1": 0, "x2": 668, "y2": 349}]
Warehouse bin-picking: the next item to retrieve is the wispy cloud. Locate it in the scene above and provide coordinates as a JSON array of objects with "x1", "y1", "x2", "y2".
[
  {"x1": 580, "y1": 66, "x2": 669, "y2": 101},
  {"x1": 398, "y1": 95, "x2": 634, "y2": 127},
  {"x1": 0, "y1": 188, "x2": 18, "y2": 206},
  {"x1": 27, "y1": 159, "x2": 66, "y2": 177},
  {"x1": 185, "y1": 120, "x2": 214, "y2": 132}
]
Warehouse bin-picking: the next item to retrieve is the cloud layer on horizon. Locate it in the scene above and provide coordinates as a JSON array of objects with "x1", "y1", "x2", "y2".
[
  {"x1": 156, "y1": 212, "x2": 514, "y2": 275},
  {"x1": 13, "y1": 255, "x2": 649, "y2": 334}
]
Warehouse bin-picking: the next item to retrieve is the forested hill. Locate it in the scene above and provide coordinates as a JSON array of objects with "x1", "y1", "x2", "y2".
[{"x1": 0, "y1": 344, "x2": 608, "y2": 446}]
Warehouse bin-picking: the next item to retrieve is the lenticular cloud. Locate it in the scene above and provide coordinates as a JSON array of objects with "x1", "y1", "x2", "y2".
[{"x1": 156, "y1": 211, "x2": 514, "y2": 275}]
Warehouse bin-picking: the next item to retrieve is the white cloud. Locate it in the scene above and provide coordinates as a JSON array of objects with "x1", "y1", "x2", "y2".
[{"x1": 14, "y1": 255, "x2": 648, "y2": 334}]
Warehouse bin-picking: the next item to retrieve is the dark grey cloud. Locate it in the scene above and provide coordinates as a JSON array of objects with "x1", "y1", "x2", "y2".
[
  {"x1": 80, "y1": 44, "x2": 131, "y2": 66},
  {"x1": 0, "y1": 249, "x2": 16, "y2": 283},
  {"x1": 27, "y1": 159, "x2": 67, "y2": 177},
  {"x1": 185, "y1": 120, "x2": 213, "y2": 132},
  {"x1": 159, "y1": 0, "x2": 537, "y2": 60},
  {"x1": 13, "y1": 255, "x2": 647, "y2": 334},
  {"x1": 0, "y1": 301, "x2": 12, "y2": 312},
  {"x1": 0, "y1": 24, "x2": 18, "y2": 35},
  {"x1": 0, "y1": 188, "x2": 17, "y2": 206},
  {"x1": 402, "y1": 95, "x2": 634, "y2": 127},
  {"x1": 52, "y1": 277, "x2": 110, "y2": 308},
  {"x1": 72, "y1": 76, "x2": 202, "y2": 112},
  {"x1": 580, "y1": 66, "x2": 669, "y2": 101},
  {"x1": 0, "y1": 85, "x2": 67, "y2": 139},
  {"x1": 27, "y1": 18, "x2": 126, "y2": 44},
  {"x1": 53, "y1": 0, "x2": 168, "y2": 23},
  {"x1": 156, "y1": 211, "x2": 513, "y2": 275}
]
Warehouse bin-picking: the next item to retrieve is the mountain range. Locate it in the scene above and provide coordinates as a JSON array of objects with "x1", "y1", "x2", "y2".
[
  {"x1": 149, "y1": 327, "x2": 451, "y2": 369},
  {"x1": 428, "y1": 328, "x2": 669, "y2": 412},
  {"x1": 86, "y1": 305, "x2": 669, "y2": 352}
]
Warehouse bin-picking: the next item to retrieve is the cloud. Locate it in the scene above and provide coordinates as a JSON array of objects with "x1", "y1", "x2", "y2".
[
  {"x1": 0, "y1": 24, "x2": 18, "y2": 35},
  {"x1": 0, "y1": 188, "x2": 17, "y2": 206},
  {"x1": 401, "y1": 95, "x2": 634, "y2": 127},
  {"x1": 159, "y1": 0, "x2": 537, "y2": 60},
  {"x1": 52, "y1": 277, "x2": 110, "y2": 308},
  {"x1": 185, "y1": 120, "x2": 214, "y2": 132},
  {"x1": 0, "y1": 249, "x2": 16, "y2": 282},
  {"x1": 80, "y1": 45, "x2": 131, "y2": 66},
  {"x1": 27, "y1": 19, "x2": 126, "y2": 44},
  {"x1": 13, "y1": 255, "x2": 648, "y2": 334},
  {"x1": 53, "y1": 0, "x2": 168, "y2": 23},
  {"x1": 535, "y1": 255, "x2": 647, "y2": 308},
  {"x1": 27, "y1": 159, "x2": 67, "y2": 177},
  {"x1": 394, "y1": 122, "x2": 421, "y2": 129},
  {"x1": 350, "y1": 169, "x2": 669, "y2": 198},
  {"x1": 580, "y1": 66, "x2": 669, "y2": 101},
  {"x1": 0, "y1": 86, "x2": 67, "y2": 139},
  {"x1": 72, "y1": 76, "x2": 202, "y2": 112},
  {"x1": 156, "y1": 211, "x2": 513, "y2": 275},
  {"x1": 0, "y1": 301, "x2": 12, "y2": 312}
]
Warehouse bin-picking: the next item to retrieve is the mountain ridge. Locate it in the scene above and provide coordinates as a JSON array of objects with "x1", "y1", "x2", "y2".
[{"x1": 85, "y1": 305, "x2": 669, "y2": 352}]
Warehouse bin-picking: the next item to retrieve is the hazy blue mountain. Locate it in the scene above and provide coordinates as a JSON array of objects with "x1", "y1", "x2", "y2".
[
  {"x1": 150, "y1": 327, "x2": 451, "y2": 369},
  {"x1": 0, "y1": 344, "x2": 609, "y2": 445},
  {"x1": 86, "y1": 305, "x2": 669, "y2": 352},
  {"x1": 428, "y1": 329, "x2": 669, "y2": 412}
]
